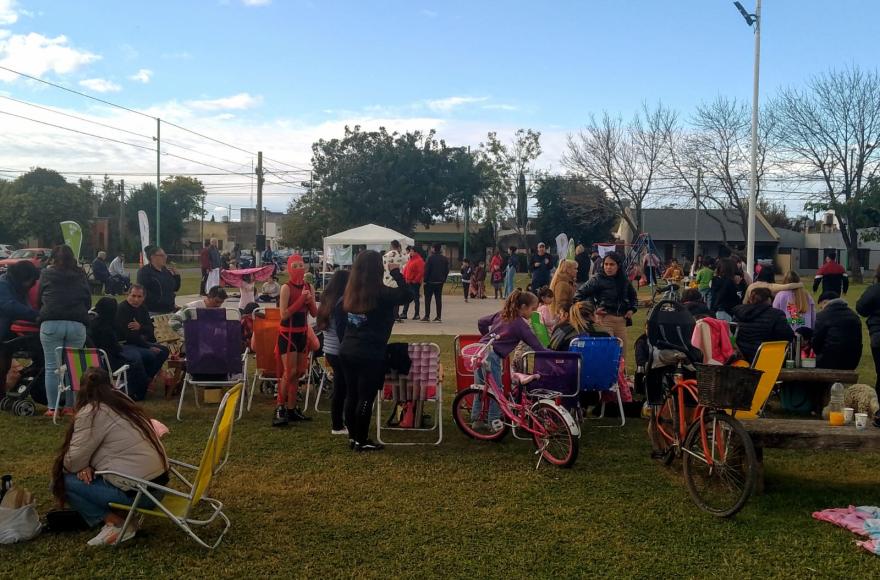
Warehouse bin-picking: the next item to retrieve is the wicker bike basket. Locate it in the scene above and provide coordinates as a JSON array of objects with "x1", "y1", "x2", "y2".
[{"x1": 695, "y1": 364, "x2": 764, "y2": 411}]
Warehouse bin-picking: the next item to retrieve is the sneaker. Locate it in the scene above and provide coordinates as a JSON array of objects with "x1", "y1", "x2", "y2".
[
  {"x1": 433, "y1": 318, "x2": 442, "y2": 323},
  {"x1": 396, "y1": 318, "x2": 405, "y2": 323},
  {"x1": 421, "y1": 316, "x2": 430, "y2": 323},
  {"x1": 43, "y1": 409, "x2": 56, "y2": 418},
  {"x1": 87, "y1": 523, "x2": 137, "y2": 546},
  {"x1": 471, "y1": 420, "x2": 488, "y2": 432},
  {"x1": 349, "y1": 438, "x2": 356, "y2": 450},
  {"x1": 290, "y1": 407, "x2": 312, "y2": 421},
  {"x1": 331, "y1": 427, "x2": 349, "y2": 435},
  {"x1": 271, "y1": 406, "x2": 289, "y2": 427},
  {"x1": 355, "y1": 439, "x2": 385, "y2": 452}
]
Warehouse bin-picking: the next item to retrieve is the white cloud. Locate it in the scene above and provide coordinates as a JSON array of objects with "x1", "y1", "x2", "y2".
[
  {"x1": 0, "y1": 32, "x2": 100, "y2": 82},
  {"x1": 242, "y1": 0, "x2": 271, "y2": 5},
  {"x1": 79, "y1": 77, "x2": 121, "y2": 93},
  {"x1": 425, "y1": 96, "x2": 489, "y2": 112},
  {"x1": 483, "y1": 103, "x2": 518, "y2": 111},
  {"x1": 420, "y1": 9, "x2": 438, "y2": 18},
  {"x1": 0, "y1": 0, "x2": 18, "y2": 25},
  {"x1": 187, "y1": 92, "x2": 263, "y2": 111},
  {"x1": 129, "y1": 68, "x2": 152, "y2": 83}
]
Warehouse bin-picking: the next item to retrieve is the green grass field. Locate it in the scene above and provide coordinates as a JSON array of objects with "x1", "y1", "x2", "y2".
[{"x1": 5, "y1": 273, "x2": 880, "y2": 578}]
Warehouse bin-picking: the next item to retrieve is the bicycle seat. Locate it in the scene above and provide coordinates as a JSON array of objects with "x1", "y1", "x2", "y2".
[{"x1": 512, "y1": 371, "x2": 541, "y2": 386}]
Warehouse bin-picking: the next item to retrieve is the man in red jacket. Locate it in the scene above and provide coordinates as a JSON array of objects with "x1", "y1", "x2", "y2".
[
  {"x1": 400, "y1": 246, "x2": 425, "y2": 320},
  {"x1": 813, "y1": 252, "x2": 849, "y2": 297}
]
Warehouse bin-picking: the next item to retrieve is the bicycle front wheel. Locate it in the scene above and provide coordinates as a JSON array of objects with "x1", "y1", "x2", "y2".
[
  {"x1": 531, "y1": 402, "x2": 579, "y2": 468},
  {"x1": 682, "y1": 412, "x2": 757, "y2": 518},
  {"x1": 451, "y1": 387, "x2": 509, "y2": 442}
]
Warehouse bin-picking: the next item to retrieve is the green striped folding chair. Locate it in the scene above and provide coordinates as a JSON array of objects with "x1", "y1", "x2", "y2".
[{"x1": 54, "y1": 347, "x2": 129, "y2": 425}]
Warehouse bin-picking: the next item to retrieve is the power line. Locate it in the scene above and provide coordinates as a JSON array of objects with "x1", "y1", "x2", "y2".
[
  {"x1": 0, "y1": 64, "x2": 153, "y2": 119},
  {"x1": 0, "y1": 109, "x2": 156, "y2": 151},
  {"x1": 0, "y1": 94, "x2": 155, "y2": 140}
]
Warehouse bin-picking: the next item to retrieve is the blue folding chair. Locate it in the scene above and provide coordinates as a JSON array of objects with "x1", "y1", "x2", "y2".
[{"x1": 569, "y1": 336, "x2": 626, "y2": 427}]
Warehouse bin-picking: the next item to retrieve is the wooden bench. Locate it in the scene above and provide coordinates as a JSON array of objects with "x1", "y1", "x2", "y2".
[
  {"x1": 777, "y1": 368, "x2": 859, "y2": 384},
  {"x1": 743, "y1": 418, "x2": 880, "y2": 491}
]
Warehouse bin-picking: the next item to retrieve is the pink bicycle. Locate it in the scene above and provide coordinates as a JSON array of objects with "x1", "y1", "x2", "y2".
[{"x1": 451, "y1": 337, "x2": 580, "y2": 468}]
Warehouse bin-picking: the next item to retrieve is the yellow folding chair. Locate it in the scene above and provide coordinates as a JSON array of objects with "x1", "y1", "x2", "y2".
[
  {"x1": 97, "y1": 384, "x2": 243, "y2": 549},
  {"x1": 736, "y1": 341, "x2": 788, "y2": 420}
]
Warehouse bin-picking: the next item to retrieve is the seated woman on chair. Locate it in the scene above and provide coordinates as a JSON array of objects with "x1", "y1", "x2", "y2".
[
  {"x1": 89, "y1": 297, "x2": 152, "y2": 401},
  {"x1": 52, "y1": 367, "x2": 168, "y2": 547},
  {"x1": 732, "y1": 287, "x2": 794, "y2": 364},
  {"x1": 549, "y1": 300, "x2": 610, "y2": 351}
]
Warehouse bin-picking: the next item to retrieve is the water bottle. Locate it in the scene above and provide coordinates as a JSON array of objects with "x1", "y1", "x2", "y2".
[{"x1": 829, "y1": 382, "x2": 845, "y2": 426}]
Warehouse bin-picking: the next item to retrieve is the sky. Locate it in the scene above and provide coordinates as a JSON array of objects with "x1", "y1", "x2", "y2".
[{"x1": 0, "y1": 0, "x2": 878, "y2": 218}]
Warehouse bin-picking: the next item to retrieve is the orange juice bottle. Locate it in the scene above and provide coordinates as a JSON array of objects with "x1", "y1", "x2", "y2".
[{"x1": 829, "y1": 383, "x2": 845, "y2": 426}]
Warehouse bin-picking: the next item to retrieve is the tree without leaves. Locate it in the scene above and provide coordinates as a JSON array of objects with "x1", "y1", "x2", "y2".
[
  {"x1": 666, "y1": 96, "x2": 777, "y2": 251},
  {"x1": 563, "y1": 103, "x2": 676, "y2": 241},
  {"x1": 770, "y1": 66, "x2": 880, "y2": 282}
]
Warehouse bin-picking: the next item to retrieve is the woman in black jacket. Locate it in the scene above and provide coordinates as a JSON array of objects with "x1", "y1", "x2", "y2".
[
  {"x1": 732, "y1": 287, "x2": 794, "y2": 364},
  {"x1": 340, "y1": 250, "x2": 410, "y2": 452},
  {"x1": 710, "y1": 257, "x2": 741, "y2": 322},
  {"x1": 136, "y1": 246, "x2": 181, "y2": 314},
  {"x1": 572, "y1": 251, "x2": 636, "y2": 354},
  {"x1": 39, "y1": 244, "x2": 92, "y2": 417},
  {"x1": 856, "y1": 265, "x2": 880, "y2": 404}
]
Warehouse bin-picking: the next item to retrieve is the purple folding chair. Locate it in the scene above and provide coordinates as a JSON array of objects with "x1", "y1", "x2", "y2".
[
  {"x1": 521, "y1": 351, "x2": 581, "y2": 412},
  {"x1": 177, "y1": 308, "x2": 245, "y2": 421}
]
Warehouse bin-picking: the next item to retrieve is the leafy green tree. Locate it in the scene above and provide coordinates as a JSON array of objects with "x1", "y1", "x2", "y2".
[
  {"x1": 0, "y1": 168, "x2": 95, "y2": 246},
  {"x1": 284, "y1": 125, "x2": 488, "y2": 240},
  {"x1": 125, "y1": 176, "x2": 204, "y2": 253},
  {"x1": 533, "y1": 175, "x2": 617, "y2": 248}
]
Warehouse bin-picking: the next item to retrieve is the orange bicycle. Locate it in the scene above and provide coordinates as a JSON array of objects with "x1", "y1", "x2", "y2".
[{"x1": 647, "y1": 357, "x2": 760, "y2": 518}]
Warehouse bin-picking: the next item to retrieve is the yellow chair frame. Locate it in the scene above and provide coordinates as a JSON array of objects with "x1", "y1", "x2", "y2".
[
  {"x1": 97, "y1": 383, "x2": 243, "y2": 549},
  {"x1": 737, "y1": 341, "x2": 788, "y2": 420}
]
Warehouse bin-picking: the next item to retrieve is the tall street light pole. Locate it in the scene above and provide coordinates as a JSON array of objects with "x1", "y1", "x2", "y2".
[{"x1": 734, "y1": 0, "x2": 761, "y2": 279}]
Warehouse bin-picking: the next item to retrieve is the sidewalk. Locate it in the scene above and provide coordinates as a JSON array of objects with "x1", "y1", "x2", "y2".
[{"x1": 175, "y1": 291, "x2": 502, "y2": 336}]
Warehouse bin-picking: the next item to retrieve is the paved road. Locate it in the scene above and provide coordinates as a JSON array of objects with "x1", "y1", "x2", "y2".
[{"x1": 175, "y1": 290, "x2": 503, "y2": 336}]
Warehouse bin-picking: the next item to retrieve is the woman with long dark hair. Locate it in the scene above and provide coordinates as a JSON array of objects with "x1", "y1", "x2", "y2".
[
  {"x1": 40, "y1": 244, "x2": 91, "y2": 418},
  {"x1": 710, "y1": 257, "x2": 741, "y2": 322},
  {"x1": 52, "y1": 367, "x2": 168, "y2": 546},
  {"x1": 572, "y1": 251, "x2": 637, "y2": 354},
  {"x1": 340, "y1": 250, "x2": 410, "y2": 451},
  {"x1": 315, "y1": 269, "x2": 350, "y2": 436}
]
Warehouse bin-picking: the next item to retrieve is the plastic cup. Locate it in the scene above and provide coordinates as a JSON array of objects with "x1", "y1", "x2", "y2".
[
  {"x1": 844, "y1": 407, "x2": 855, "y2": 424},
  {"x1": 855, "y1": 413, "x2": 869, "y2": 430}
]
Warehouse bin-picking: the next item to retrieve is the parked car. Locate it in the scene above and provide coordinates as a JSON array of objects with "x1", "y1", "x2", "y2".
[
  {"x1": 0, "y1": 248, "x2": 50, "y2": 274},
  {"x1": 0, "y1": 244, "x2": 16, "y2": 259}
]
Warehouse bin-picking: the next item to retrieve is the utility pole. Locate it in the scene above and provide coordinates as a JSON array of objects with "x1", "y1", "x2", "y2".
[
  {"x1": 200, "y1": 195, "x2": 205, "y2": 247},
  {"x1": 118, "y1": 180, "x2": 125, "y2": 253},
  {"x1": 256, "y1": 151, "x2": 264, "y2": 266},
  {"x1": 156, "y1": 118, "x2": 161, "y2": 247},
  {"x1": 734, "y1": 0, "x2": 761, "y2": 279},
  {"x1": 693, "y1": 168, "x2": 701, "y2": 266},
  {"x1": 463, "y1": 145, "x2": 470, "y2": 261}
]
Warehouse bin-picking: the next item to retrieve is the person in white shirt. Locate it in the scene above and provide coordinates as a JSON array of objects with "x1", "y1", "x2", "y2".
[
  {"x1": 109, "y1": 254, "x2": 127, "y2": 278},
  {"x1": 169, "y1": 286, "x2": 228, "y2": 337}
]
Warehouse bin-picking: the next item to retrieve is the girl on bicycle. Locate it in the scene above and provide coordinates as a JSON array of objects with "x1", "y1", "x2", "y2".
[{"x1": 473, "y1": 289, "x2": 549, "y2": 431}]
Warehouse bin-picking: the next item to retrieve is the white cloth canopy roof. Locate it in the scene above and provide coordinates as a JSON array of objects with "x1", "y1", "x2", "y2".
[
  {"x1": 323, "y1": 224, "x2": 414, "y2": 267},
  {"x1": 323, "y1": 224, "x2": 414, "y2": 249}
]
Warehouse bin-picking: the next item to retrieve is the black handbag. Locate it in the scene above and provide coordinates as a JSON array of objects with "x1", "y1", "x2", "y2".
[{"x1": 43, "y1": 509, "x2": 89, "y2": 533}]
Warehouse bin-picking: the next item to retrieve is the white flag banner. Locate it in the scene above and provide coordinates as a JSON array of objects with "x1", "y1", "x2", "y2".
[
  {"x1": 137, "y1": 210, "x2": 150, "y2": 265},
  {"x1": 555, "y1": 233, "x2": 569, "y2": 260}
]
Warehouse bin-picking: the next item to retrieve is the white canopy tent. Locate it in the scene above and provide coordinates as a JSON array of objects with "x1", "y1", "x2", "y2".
[{"x1": 323, "y1": 224, "x2": 414, "y2": 267}]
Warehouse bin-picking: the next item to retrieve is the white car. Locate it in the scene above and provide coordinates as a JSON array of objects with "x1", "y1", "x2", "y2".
[{"x1": 0, "y1": 244, "x2": 15, "y2": 259}]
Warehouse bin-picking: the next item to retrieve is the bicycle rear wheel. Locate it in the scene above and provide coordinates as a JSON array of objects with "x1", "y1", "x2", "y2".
[
  {"x1": 682, "y1": 411, "x2": 757, "y2": 518},
  {"x1": 451, "y1": 387, "x2": 509, "y2": 442},
  {"x1": 531, "y1": 402, "x2": 579, "y2": 468},
  {"x1": 647, "y1": 401, "x2": 676, "y2": 466}
]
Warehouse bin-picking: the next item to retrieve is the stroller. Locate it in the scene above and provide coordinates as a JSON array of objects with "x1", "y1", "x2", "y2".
[
  {"x1": 635, "y1": 300, "x2": 703, "y2": 406},
  {"x1": 0, "y1": 320, "x2": 47, "y2": 415}
]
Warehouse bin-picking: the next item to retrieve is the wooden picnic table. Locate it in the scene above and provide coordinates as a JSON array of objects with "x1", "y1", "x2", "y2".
[
  {"x1": 743, "y1": 418, "x2": 880, "y2": 492},
  {"x1": 777, "y1": 367, "x2": 859, "y2": 384}
]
